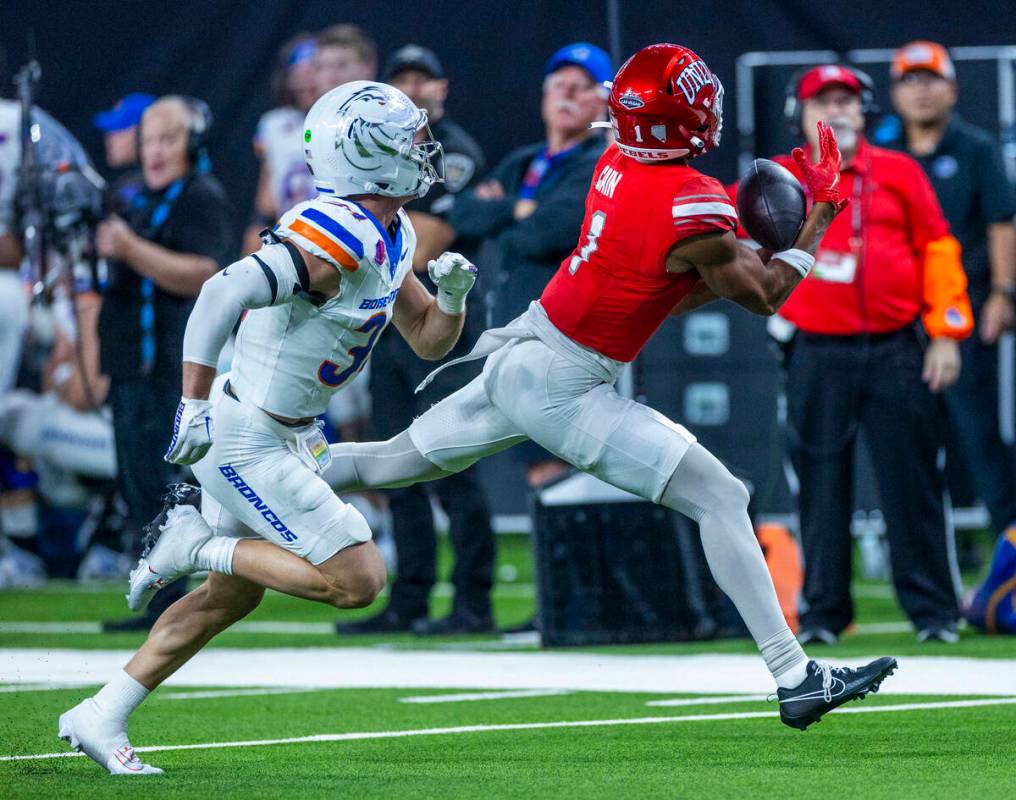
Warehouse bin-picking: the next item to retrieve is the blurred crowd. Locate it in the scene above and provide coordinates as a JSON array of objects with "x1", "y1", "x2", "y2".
[{"x1": 0, "y1": 26, "x2": 1014, "y2": 639}]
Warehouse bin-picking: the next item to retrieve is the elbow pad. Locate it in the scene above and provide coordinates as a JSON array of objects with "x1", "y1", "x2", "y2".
[
  {"x1": 921, "y1": 234, "x2": 973, "y2": 340},
  {"x1": 182, "y1": 243, "x2": 307, "y2": 367}
]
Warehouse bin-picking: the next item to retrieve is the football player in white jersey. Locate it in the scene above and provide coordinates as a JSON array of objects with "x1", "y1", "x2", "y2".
[{"x1": 57, "y1": 81, "x2": 479, "y2": 775}]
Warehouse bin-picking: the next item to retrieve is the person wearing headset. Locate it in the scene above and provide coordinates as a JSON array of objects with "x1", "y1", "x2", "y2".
[
  {"x1": 765, "y1": 65, "x2": 974, "y2": 644},
  {"x1": 96, "y1": 95, "x2": 232, "y2": 631}
]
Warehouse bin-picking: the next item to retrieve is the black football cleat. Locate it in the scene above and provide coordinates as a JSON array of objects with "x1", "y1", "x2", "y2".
[
  {"x1": 140, "y1": 483, "x2": 203, "y2": 556},
  {"x1": 777, "y1": 657, "x2": 898, "y2": 730}
]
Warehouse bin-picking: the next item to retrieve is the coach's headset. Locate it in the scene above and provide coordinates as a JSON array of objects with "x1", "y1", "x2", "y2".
[
  {"x1": 136, "y1": 95, "x2": 213, "y2": 167},
  {"x1": 783, "y1": 65, "x2": 879, "y2": 135}
]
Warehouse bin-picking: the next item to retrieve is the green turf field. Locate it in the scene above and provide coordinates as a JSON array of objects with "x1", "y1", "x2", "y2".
[{"x1": 2, "y1": 533, "x2": 1015, "y2": 798}]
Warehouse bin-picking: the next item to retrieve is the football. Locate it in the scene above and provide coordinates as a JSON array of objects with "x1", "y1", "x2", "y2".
[{"x1": 736, "y1": 158, "x2": 807, "y2": 251}]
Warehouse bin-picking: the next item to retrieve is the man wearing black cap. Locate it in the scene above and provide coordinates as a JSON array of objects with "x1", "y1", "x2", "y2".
[{"x1": 338, "y1": 45, "x2": 495, "y2": 636}]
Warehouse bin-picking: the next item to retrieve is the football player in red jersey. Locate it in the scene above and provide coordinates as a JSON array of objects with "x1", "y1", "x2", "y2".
[{"x1": 324, "y1": 44, "x2": 897, "y2": 728}]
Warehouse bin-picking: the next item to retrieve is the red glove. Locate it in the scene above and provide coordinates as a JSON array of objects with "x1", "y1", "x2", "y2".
[{"x1": 792, "y1": 121, "x2": 848, "y2": 213}]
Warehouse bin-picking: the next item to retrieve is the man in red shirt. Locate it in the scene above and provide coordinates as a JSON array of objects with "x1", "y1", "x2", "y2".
[
  {"x1": 769, "y1": 65, "x2": 973, "y2": 645},
  {"x1": 325, "y1": 44, "x2": 896, "y2": 729}
]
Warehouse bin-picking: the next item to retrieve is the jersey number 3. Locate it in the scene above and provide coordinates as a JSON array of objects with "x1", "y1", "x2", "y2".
[
  {"x1": 317, "y1": 312, "x2": 387, "y2": 388},
  {"x1": 568, "y1": 211, "x2": 606, "y2": 275}
]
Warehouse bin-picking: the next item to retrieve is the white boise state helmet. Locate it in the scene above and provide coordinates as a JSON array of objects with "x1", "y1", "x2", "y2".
[{"x1": 303, "y1": 80, "x2": 444, "y2": 199}]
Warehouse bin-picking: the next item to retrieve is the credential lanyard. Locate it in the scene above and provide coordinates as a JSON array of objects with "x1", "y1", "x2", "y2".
[{"x1": 131, "y1": 177, "x2": 187, "y2": 374}]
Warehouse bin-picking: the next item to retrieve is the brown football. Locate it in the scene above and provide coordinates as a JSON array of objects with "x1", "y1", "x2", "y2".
[{"x1": 736, "y1": 158, "x2": 806, "y2": 251}]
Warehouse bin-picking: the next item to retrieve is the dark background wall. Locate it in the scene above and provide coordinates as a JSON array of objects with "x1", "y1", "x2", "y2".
[
  {"x1": 3, "y1": 1, "x2": 1013, "y2": 517},
  {"x1": 4, "y1": 0, "x2": 1013, "y2": 247}
]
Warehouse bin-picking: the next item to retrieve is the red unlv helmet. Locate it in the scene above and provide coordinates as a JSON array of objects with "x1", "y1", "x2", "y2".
[{"x1": 601, "y1": 43, "x2": 724, "y2": 162}]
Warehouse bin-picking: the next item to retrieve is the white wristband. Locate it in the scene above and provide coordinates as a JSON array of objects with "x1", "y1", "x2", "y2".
[
  {"x1": 436, "y1": 289, "x2": 467, "y2": 315},
  {"x1": 774, "y1": 249, "x2": 814, "y2": 278}
]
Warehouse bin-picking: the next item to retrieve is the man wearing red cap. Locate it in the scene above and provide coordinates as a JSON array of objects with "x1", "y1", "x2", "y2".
[
  {"x1": 767, "y1": 64, "x2": 974, "y2": 645},
  {"x1": 879, "y1": 41, "x2": 1016, "y2": 635}
]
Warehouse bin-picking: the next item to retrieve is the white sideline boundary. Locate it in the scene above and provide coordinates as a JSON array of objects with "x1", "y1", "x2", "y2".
[
  {"x1": 646, "y1": 694, "x2": 770, "y2": 707},
  {"x1": 4, "y1": 649, "x2": 1016, "y2": 696},
  {"x1": 4, "y1": 697, "x2": 1016, "y2": 763},
  {"x1": 0, "y1": 620, "x2": 915, "y2": 636},
  {"x1": 158, "y1": 687, "x2": 322, "y2": 701},
  {"x1": 398, "y1": 689, "x2": 571, "y2": 704}
]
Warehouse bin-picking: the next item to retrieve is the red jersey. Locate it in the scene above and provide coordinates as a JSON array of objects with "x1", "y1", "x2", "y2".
[{"x1": 541, "y1": 144, "x2": 737, "y2": 362}]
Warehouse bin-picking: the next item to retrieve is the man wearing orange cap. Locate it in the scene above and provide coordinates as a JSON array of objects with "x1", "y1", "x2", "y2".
[
  {"x1": 879, "y1": 41, "x2": 1016, "y2": 635},
  {"x1": 763, "y1": 64, "x2": 974, "y2": 645}
]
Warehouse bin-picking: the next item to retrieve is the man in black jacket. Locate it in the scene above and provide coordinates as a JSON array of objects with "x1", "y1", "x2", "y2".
[
  {"x1": 97, "y1": 96, "x2": 231, "y2": 630},
  {"x1": 337, "y1": 45, "x2": 497, "y2": 636},
  {"x1": 451, "y1": 43, "x2": 609, "y2": 487},
  {"x1": 451, "y1": 42, "x2": 610, "y2": 329}
]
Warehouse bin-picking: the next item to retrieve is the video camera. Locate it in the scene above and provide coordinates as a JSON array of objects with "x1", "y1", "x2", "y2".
[{"x1": 13, "y1": 61, "x2": 106, "y2": 304}]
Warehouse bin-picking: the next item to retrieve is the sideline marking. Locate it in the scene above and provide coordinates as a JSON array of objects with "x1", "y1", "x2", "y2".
[
  {"x1": 0, "y1": 620, "x2": 912, "y2": 637},
  {"x1": 158, "y1": 687, "x2": 322, "y2": 701},
  {"x1": 646, "y1": 694, "x2": 770, "y2": 708},
  {"x1": 0, "y1": 683, "x2": 88, "y2": 693},
  {"x1": 398, "y1": 689, "x2": 570, "y2": 704},
  {"x1": 4, "y1": 697, "x2": 1015, "y2": 763}
]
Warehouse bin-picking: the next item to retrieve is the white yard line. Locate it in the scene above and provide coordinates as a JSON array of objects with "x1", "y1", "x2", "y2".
[
  {"x1": 646, "y1": 694, "x2": 770, "y2": 707},
  {"x1": 4, "y1": 649, "x2": 1016, "y2": 696},
  {"x1": 158, "y1": 687, "x2": 324, "y2": 701},
  {"x1": 852, "y1": 622, "x2": 913, "y2": 634},
  {"x1": 4, "y1": 697, "x2": 1015, "y2": 763},
  {"x1": 0, "y1": 622, "x2": 101, "y2": 633},
  {"x1": 398, "y1": 689, "x2": 571, "y2": 704},
  {"x1": 0, "y1": 683, "x2": 90, "y2": 693},
  {"x1": 0, "y1": 620, "x2": 915, "y2": 637}
]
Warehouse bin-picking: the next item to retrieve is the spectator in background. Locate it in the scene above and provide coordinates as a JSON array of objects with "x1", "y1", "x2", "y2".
[
  {"x1": 96, "y1": 96, "x2": 231, "y2": 631},
  {"x1": 771, "y1": 65, "x2": 973, "y2": 644},
  {"x1": 242, "y1": 34, "x2": 319, "y2": 255},
  {"x1": 450, "y1": 42, "x2": 609, "y2": 487},
  {"x1": 93, "y1": 93, "x2": 155, "y2": 215},
  {"x1": 312, "y1": 23, "x2": 378, "y2": 442},
  {"x1": 879, "y1": 42, "x2": 1016, "y2": 635},
  {"x1": 338, "y1": 45, "x2": 495, "y2": 636},
  {"x1": 313, "y1": 24, "x2": 377, "y2": 96}
]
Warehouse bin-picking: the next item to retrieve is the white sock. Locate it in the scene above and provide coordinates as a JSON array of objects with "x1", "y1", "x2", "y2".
[
  {"x1": 92, "y1": 669, "x2": 149, "y2": 726},
  {"x1": 760, "y1": 629, "x2": 810, "y2": 688},
  {"x1": 195, "y1": 536, "x2": 237, "y2": 576}
]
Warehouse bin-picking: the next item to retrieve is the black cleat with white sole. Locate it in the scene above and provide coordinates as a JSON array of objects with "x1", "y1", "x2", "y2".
[
  {"x1": 140, "y1": 483, "x2": 202, "y2": 558},
  {"x1": 777, "y1": 657, "x2": 898, "y2": 730}
]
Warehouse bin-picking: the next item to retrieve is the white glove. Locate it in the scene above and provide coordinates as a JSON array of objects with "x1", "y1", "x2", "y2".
[
  {"x1": 428, "y1": 251, "x2": 477, "y2": 314},
  {"x1": 164, "y1": 397, "x2": 214, "y2": 465}
]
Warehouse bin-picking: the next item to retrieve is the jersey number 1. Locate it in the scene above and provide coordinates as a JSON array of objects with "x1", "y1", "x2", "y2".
[
  {"x1": 317, "y1": 312, "x2": 387, "y2": 388},
  {"x1": 568, "y1": 211, "x2": 606, "y2": 275}
]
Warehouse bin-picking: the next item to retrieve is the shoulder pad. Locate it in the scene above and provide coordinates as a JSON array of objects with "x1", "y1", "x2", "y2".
[{"x1": 276, "y1": 198, "x2": 370, "y2": 273}]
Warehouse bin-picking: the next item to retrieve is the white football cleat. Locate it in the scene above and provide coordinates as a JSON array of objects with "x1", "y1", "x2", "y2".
[
  {"x1": 58, "y1": 699, "x2": 163, "y2": 775},
  {"x1": 126, "y1": 502, "x2": 210, "y2": 612}
]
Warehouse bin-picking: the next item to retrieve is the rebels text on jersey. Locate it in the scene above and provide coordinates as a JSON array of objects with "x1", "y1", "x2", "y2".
[
  {"x1": 229, "y1": 196, "x2": 416, "y2": 419},
  {"x1": 540, "y1": 144, "x2": 738, "y2": 362}
]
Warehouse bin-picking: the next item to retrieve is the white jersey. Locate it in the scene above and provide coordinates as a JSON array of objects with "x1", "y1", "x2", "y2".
[
  {"x1": 230, "y1": 196, "x2": 416, "y2": 419},
  {"x1": 0, "y1": 100, "x2": 21, "y2": 236},
  {"x1": 254, "y1": 107, "x2": 315, "y2": 214}
]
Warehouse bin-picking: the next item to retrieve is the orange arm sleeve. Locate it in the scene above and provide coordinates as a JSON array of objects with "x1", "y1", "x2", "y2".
[{"x1": 921, "y1": 234, "x2": 973, "y2": 339}]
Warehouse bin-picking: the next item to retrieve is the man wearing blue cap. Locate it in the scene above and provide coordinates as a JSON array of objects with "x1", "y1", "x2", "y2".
[
  {"x1": 450, "y1": 42, "x2": 609, "y2": 493},
  {"x1": 94, "y1": 93, "x2": 156, "y2": 214}
]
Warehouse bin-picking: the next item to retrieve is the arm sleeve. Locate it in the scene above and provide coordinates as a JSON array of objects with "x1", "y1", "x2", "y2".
[
  {"x1": 921, "y1": 233, "x2": 974, "y2": 339},
  {"x1": 898, "y1": 159, "x2": 973, "y2": 339},
  {"x1": 181, "y1": 242, "x2": 304, "y2": 366}
]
